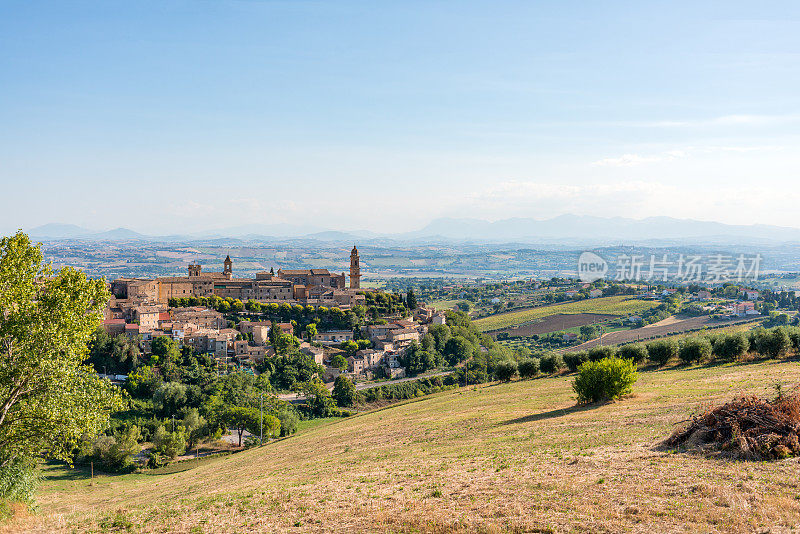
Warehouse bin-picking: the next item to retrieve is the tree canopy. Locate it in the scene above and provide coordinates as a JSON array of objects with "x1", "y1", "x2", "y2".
[{"x1": 0, "y1": 232, "x2": 126, "y2": 469}]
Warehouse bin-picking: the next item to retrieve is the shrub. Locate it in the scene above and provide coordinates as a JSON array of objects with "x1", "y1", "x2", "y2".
[
  {"x1": 616, "y1": 343, "x2": 648, "y2": 363},
  {"x1": 754, "y1": 327, "x2": 792, "y2": 359},
  {"x1": 152, "y1": 425, "x2": 186, "y2": 460},
  {"x1": 275, "y1": 406, "x2": 299, "y2": 437},
  {"x1": 0, "y1": 458, "x2": 39, "y2": 507},
  {"x1": 679, "y1": 337, "x2": 712, "y2": 364},
  {"x1": 539, "y1": 352, "x2": 564, "y2": 374},
  {"x1": 646, "y1": 338, "x2": 678, "y2": 366},
  {"x1": 572, "y1": 357, "x2": 638, "y2": 404},
  {"x1": 563, "y1": 351, "x2": 589, "y2": 372},
  {"x1": 494, "y1": 360, "x2": 518, "y2": 382},
  {"x1": 587, "y1": 346, "x2": 617, "y2": 362},
  {"x1": 517, "y1": 358, "x2": 540, "y2": 379},
  {"x1": 712, "y1": 332, "x2": 749, "y2": 362}
]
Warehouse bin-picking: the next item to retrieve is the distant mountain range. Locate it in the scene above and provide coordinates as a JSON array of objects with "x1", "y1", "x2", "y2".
[
  {"x1": 403, "y1": 215, "x2": 800, "y2": 243},
  {"x1": 26, "y1": 215, "x2": 800, "y2": 245}
]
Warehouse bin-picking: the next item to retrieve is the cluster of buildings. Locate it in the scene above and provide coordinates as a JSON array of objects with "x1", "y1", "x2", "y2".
[
  {"x1": 110, "y1": 246, "x2": 365, "y2": 308},
  {"x1": 102, "y1": 248, "x2": 367, "y2": 369},
  {"x1": 101, "y1": 246, "x2": 450, "y2": 380},
  {"x1": 333, "y1": 307, "x2": 447, "y2": 380}
]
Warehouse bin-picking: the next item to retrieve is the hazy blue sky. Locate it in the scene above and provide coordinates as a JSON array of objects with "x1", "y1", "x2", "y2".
[{"x1": 2, "y1": 1, "x2": 800, "y2": 234}]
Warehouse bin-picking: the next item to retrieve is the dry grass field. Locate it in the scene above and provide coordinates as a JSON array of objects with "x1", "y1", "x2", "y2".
[{"x1": 11, "y1": 359, "x2": 800, "y2": 533}]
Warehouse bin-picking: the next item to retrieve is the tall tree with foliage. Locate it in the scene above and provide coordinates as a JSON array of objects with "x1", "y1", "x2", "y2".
[
  {"x1": 0, "y1": 232, "x2": 126, "y2": 484},
  {"x1": 406, "y1": 289, "x2": 418, "y2": 310},
  {"x1": 332, "y1": 375, "x2": 358, "y2": 407}
]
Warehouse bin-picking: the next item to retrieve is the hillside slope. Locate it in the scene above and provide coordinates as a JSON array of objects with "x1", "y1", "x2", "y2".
[{"x1": 15, "y1": 361, "x2": 800, "y2": 533}]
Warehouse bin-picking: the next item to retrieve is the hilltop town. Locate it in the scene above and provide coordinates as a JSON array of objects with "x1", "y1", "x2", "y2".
[{"x1": 101, "y1": 245, "x2": 446, "y2": 381}]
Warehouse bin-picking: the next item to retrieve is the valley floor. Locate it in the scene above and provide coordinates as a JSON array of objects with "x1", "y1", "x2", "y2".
[{"x1": 11, "y1": 360, "x2": 800, "y2": 533}]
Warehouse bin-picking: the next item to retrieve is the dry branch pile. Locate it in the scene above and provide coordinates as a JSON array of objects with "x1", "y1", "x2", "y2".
[{"x1": 666, "y1": 394, "x2": 800, "y2": 460}]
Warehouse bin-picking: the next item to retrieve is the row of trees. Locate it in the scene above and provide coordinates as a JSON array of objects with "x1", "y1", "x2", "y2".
[{"x1": 562, "y1": 325, "x2": 800, "y2": 371}]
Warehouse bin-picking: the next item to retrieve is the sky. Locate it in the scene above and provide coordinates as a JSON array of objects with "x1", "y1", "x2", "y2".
[{"x1": 2, "y1": 1, "x2": 800, "y2": 235}]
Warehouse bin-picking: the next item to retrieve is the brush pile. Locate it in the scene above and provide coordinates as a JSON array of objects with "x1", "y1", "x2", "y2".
[{"x1": 666, "y1": 394, "x2": 800, "y2": 460}]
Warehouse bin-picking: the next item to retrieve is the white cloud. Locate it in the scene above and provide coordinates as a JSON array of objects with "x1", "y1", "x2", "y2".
[
  {"x1": 592, "y1": 144, "x2": 785, "y2": 167},
  {"x1": 592, "y1": 154, "x2": 664, "y2": 167},
  {"x1": 645, "y1": 113, "x2": 800, "y2": 128}
]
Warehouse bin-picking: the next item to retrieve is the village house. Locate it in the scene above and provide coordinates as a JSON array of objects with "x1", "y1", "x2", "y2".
[
  {"x1": 300, "y1": 342, "x2": 325, "y2": 365},
  {"x1": 740, "y1": 289, "x2": 760, "y2": 301},
  {"x1": 317, "y1": 330, "x2": 355, "y2": 344},
  {"x1": 731, "y1": 301, "x2": 759, "y2": 317}
]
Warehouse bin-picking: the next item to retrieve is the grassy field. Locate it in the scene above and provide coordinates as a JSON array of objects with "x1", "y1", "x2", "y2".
[
  {"x1": 13, "y1": 359, "x2": 800, "y2": 533},
  {"x1": 473, "y1": 296, "x2": 658, "y2": 332},
  {"x1": 427, "y1": 299, "x2": 461, "y2": 311}
]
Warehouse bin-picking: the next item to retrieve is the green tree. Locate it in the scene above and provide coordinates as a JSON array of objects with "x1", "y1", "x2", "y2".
[
  {"x1": 329, "y1": 354, "x2": 348, "y2": 372},
  {"x1": 152, "y1": 425, "x2": 187, "y2": 459},
  {"x1": 494, "y1": 360, "x2": 518, "y2": 382},
  {"x1": 679, "y1": 337, "x2": 712, "y2": 364},
  {"x1": 517, "y1": 358, "x2": 540, "y2": 378},
  {"x1": 181, "y1": 409, "x2": 207, "y2": 449},
  {"x1": 275, "y1": 332, "x2": 300, "y2": 355},
  {"x1": 305, "y1": 323, "x2": 317, "y2": 341},
  {"x1": 221, "y1": 406, "x2": 261, "y2": 447},
  {"x1": 406, "y1": 289, "x2": 418, "y2": 310},
  {"x1": 153, "y1": 382, "x2": 188, "y2": 418},
  {"x1": 151, "y1": 336, "x2": 180, "y2": 366},
  {"x1": 332, "y1": 375, "x2": 358, "y2": 407},
  {"x1": 573, "y1": 357, "x2": 638, "y2": 404},
  {"x1": 296, "y1": 377, "x2": 334, "y2": 417},
  {"x1": 443, "y1": 336, "x2": 474, "y2": 365},
  {"x1": 0, "y1": 232, "x2": 126, "y2": 477},
  {"x1": 261, "y1": 414, "x2": 281, "y2": 440},
  {"x1": 340, "y1": 340, "x2": 359, "y2": 356},
  {"x1": 646, "y1": 338, "x2": 678, "y2": 366},
  {"x1": 616, "y1": 343, "x2": 648, "y2": 363},
  {"x1": 579, "y1": 325, "x2": 599, "y2": 341}
]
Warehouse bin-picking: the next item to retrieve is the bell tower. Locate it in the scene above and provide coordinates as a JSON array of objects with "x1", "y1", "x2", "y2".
[
  {"x1": 349, "y1": 245, "x2": 361, "y2": 289},
  {"x1": 223, "y1": 255, "x2": 233, "y2": 279}
]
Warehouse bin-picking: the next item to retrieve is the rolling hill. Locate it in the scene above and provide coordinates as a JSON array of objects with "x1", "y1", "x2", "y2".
[
  {"x1": 471, "y1": 296, "x2": 658, "y2": 332},
  {"x1": 16, "y1": 360, "x2": 800, "y2": 533}
]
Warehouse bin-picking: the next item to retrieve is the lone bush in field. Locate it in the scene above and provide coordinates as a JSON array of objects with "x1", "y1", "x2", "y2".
[
  {"x1": 679, "y1": 337, "x2": 712, "y2": 364},
  {"x1": 494, "y1": 360, "x2": 518, "y2": 382},
  {"x1": 647, "y1": 338, "x2": 678, "y2": 366},
  {"x1": 517, "y1": 358, "x2": 540, "y2": 379},
  {"x1": 539, "y1": 352, "x2": 564, "y2": 374},
  {"x1": 563, "y1": 351, "x2": 589, "y2": 372},
  {"x1": 616, "y1": 343, "x2": 648, "y2": 363},
  {"x1": 572, "y1": 357, "x2": 638, "y2": 404}
]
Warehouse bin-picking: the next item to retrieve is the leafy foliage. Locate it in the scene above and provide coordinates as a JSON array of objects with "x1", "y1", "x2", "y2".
[
  {"x1": 572, "y1": 357, "x2": 638, "y2": 404},
  {"x1": 646, "y1": 338, "x2": 678, "y2": 366},
  {"x1": 679, "y1": 337, "x2": 712, "y2": 364},
  {"x1": 517, "y1": 358, "x2": 540, "y2": 379},
  {"x1": 0, "y1": 232, "x2": 126, "y2": 469},
  {"x1": 332, "y1": 375, "x2": 358, "y2": 407},
  {"x1": 494, "y1": 360, "x2": 518, "y2": 382}
]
